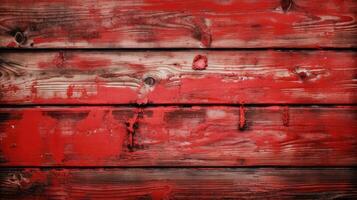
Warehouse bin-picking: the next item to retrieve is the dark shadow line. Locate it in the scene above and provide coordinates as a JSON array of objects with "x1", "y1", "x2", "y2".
[
  {"x1": 0, "y1": 47, "x2": 356, "y2": 52},
  {"x1": 0, "y1": 165, "x2": 356, "y2": 170},
  {"x1": 0, "y1": 103, "x2": 357, "y2": 109}
]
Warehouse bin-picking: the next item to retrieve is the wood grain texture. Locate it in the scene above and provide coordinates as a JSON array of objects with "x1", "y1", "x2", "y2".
[
  {"x1": 0, "y1": 0, "x2": 356, "y2": 48},
  {"x1": 0, "y1": 106, "x2": 356, "y2": 166},
  {"x1": 1, "y1": 51, "x2": 356, "y2": 104},
  {"x1": 0, "y1": 168, "x2": 356, "y2": 199}
]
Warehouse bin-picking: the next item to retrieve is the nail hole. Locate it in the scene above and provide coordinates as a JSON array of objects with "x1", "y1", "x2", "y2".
[
  {"x1": 144, "y1": 77, "x2": 155, "y2": 86},
  {"x1": 14, "y1": 32, "x2": 26, "y2": 45},
  {"x1": 298, "y1": 71, "x2": 307, "y2": 80},
  {"x1": 294, "y1": 67, "x2": 310, "y2": 81}
]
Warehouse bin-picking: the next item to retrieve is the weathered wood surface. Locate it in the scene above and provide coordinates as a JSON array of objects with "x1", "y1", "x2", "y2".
[
  {"x1": 1, "y1": 51, "x2": 356, "y2": 104},
  {"x1": 1, "y1": 106, "x2": 356, "y2": 166},
  {"x1": 0, "y1": 168, "x2": 356, "y2": 199},
  {"x1": 0, "y1": 0, "x2": 356, "y2": 48}
]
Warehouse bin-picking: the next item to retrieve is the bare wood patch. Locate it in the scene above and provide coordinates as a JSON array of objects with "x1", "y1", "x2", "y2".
[
  {"x1": 0, "y1": 51, "x2": 356, "y2": 104},
  {"x1": 0, "y1": 168, "x2": 356, "y2": 199}
]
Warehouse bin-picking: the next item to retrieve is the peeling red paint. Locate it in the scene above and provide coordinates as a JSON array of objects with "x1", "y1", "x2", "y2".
[
  {"x1": 239, "y1": 105, "x2": 246, "y2": 130},
  {"x1": 1, "y1": 85, "x2": 20, "y2": 93},
  {"x1": 0, "y1": 108, "x2": 129, "y2": 165},
  {"x1": 1, "y1": 51, "x2": 355, "y2": 105},
  {"x1": 0, "y1": 0, "x2": 356, "y2": 199},
  {"x1": 66, "y1": 54, "x2": 112, "y2": 69},
  {"x1": 0, "y1": 0, "x2": 355, "y2": 48},
  {"x1": 1, "y1": 106, "x2": 355, "y2": 166},
  {"x1": 30, "y1": 81, "x2": 37, "y2": 99},
  {"x1": 38, "y1": 52, "x2": 64, "y2": 68},
  {"x1": 282, "y1": 106, "x2": 289, "y2": 126},
  {"x1": 66, "y1": 85, "x2": 75, "y2": 98},
  {"x1": 192, "y1": 55, "x2": 208, "y2": 70}
]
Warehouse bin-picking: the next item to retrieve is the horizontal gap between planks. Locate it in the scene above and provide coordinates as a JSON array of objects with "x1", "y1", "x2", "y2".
[
  {"x1": 0, "y1": 47, "x2": 356, "y2": 52},
  {"x1": 1, "y1": 166, "x2": 357, "y2": 169},
  {"x1": 1, "y1": 103, "x2": 357, "y2": 108}
]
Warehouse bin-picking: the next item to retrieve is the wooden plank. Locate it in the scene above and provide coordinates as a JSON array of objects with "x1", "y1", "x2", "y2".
[
  {"x1": 1, "y1": 51, "x2": 356, "y2": 104},
  {"x1": 0, "y1": 0, "x2": 356, "y2": 48},
  {"x1": 1, "y1": 106, "x2": 356, "y2": 166},
  {"x1": 0, "y1": 168, "x2": 356, "y2": 199}
]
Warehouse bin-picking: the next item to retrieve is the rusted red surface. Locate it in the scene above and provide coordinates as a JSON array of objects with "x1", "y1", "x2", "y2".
[
  {"x1": 1, "y1": 51, "x2": 356, "y2": 104},
  {"x1": 0, "y1": 106, "x2": 356, "y2": 166},
  {"x1": 1, "y1": 168, "x2": 356, "y2": 199},
  {"x1": 0, "y1": 0, "x2": 356, "y2": 48}
]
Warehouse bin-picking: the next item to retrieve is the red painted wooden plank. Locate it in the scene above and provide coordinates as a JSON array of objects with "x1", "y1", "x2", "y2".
[
  {"x1": 1, "y1": 51, "x2": 356, "y2": 104},
  {"x1": 1, "y1": 168, "x2": 356, "y2": 199},
  {"x1": 0, "y1": 106, "x2": 356, "y2": 166},
  {"x1": 0, "y1": 0, "x2": 356, "y2": 48}
]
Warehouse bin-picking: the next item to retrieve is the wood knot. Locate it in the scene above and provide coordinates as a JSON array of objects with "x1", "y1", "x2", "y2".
[
  {"x1": 294, "y1": 67, "x2": 310, "y2": 81},
  {"x1": 192, "y1": 18, "x2": 212, "y2": 47},
  {"x1": 14, "y1": 32, "x2": 26, "y2": 45},
  {"x1": 281, "y1": 0, "x2": 294, "y2": 12},
  {"x1": 7, "y1": 173, "x2": 29, "y2": 188},
  {"x1": 192, "y1": 55, "x2": 208, "y2": 70},
  {"x1": 144, "y1": 77, "x2": 156, "y2": 86},
  {"x1": 297, "y1": 71, "x2": 307, "y2": 80}
]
